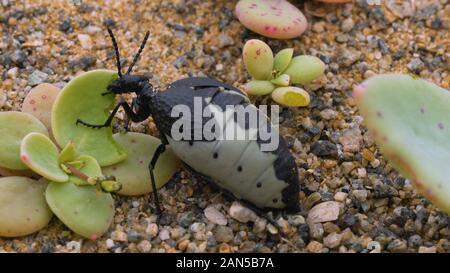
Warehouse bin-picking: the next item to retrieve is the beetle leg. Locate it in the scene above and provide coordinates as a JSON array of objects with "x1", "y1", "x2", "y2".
[
  {"x1": 76, "y1": 101, "x2": 139, "y2": 129},
  {"x1": 148, "y1": 143, "x2": 167, "y2": 221}
]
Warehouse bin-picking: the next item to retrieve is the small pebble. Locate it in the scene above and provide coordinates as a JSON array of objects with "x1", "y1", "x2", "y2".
[
  {"x1": 368, "y1": 241, "x2": 381, "y2": 253},
  {"x1": 77, "y1": 34, "x2": 92, "y2": 49},
  {"x1": 28, "y1": 70, "x2": 48, "y2": 86},
  {"x1": 111, "y1": 231, "x2": 128, "y2": 242},
  {"x1": 127, "y1": 229, "x2": 141, "y2": 243},
  {"x1": 66, "y1": 241, "x2": 81, "y2": 253},
  {"x1": 213, "y1": 226, "x2": 234, "y2": 243},
  {"x1": 218, "y1": 243, "x2": 232, "y2": 253},
  {"x1": 309, "y1": 222, "x2": 324, "y2": 240},
  {"x1": 310, "y1": 141, "x2": 338, "y2": 159},
  {"x1": 218, "y1": 33, "x2": 234, "y2": 48},
  {"x1": 7, "y1": 67, "x2": 18, "y2": 78},
  {"x1": 105, "y1": 239, "x2": 114, "y2": 249},
  {"x1": 407, "y1": 58, "x2": 424, "y2": 73},
  {"x1": 204, "y1": 206, "x2": 227, "y2": 226},
  {"x1": 137, "y1": 240, "x2": 152, "y2": 253},
  {"x1": 178, "y1": 240, "x2": 190, "y2": 251},
  {"x1": 190, "y1": 222, "x2": 206, "y2": 233},
  {"x1": 352, "y1": 189, "x2": 368, "y2": 202},
  {"x1": 334, "y1": 192, "x2": 348, "y2": 202},
  {"x1": 146, "y1": 223, "x2": 158, "y2": 238},
  {"x1": 387, "y1": 239, "x2": 407, "y2": 253},
  {"x1": 323, "y1": 232, "x2": 342, "y2": 249},
  {"x1": 341, "y1": 17, "x2": 355, "y2": 32},
  {"x1": 289, "y1": 215, "x2": 306, "y2": 226},
  {"x1": 253, "y1": 218, "x2": 267, "y2": 233},
  {"x1": 306, "y1": 241, "x2": 323, "y2": 253},
  {"x1": 229, "y1": 202, "x2": 258, "y2": 223},
  {"x1": 418, "y1": 246, "x2": 436, "y2": 253},
  {"x1": 307, "y1": 201, "x2": 340, "y2": 223},
  {"x1": 159, "y1": 229, "x2": 170, "y2": 241}
]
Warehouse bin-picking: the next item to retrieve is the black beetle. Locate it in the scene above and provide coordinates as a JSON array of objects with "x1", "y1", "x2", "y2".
[{"x1": 77, "y1": 28, "x2": 301, "y2": 220}]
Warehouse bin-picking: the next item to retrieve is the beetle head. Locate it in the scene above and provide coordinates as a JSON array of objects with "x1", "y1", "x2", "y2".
[{"x1": 107, "y1": 74, "x2": 151, "y2": 95}]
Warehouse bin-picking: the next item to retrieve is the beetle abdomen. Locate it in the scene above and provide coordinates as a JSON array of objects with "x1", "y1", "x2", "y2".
[{"x1": 152, "y1": 78, "x2": 300, "y2": 211}]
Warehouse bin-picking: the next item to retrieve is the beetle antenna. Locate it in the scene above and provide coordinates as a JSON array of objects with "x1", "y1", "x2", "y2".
[
  {"x1": 127, "y1": 31, "x2": 150, "y2": 75},
  {"x1": 107, "y1": 27, "x2": 123, "y2": 78}
]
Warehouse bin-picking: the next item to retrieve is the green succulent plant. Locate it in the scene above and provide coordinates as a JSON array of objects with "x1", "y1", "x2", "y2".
[
  {"x1": 0, "y1": 71, "x2": 181, "y2": 240},
  {"x1": 355, "y1": 74, "x2": 450, "y2": 214},
  {"x1": 242, "y1": 39, "x2": 325, "y2": 107}
]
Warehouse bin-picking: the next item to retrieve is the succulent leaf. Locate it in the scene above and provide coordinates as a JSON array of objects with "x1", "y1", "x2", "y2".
[
  {"x1": 235, "y1": 0, "x2": 308, "y2": 39},
  {"x1": 102, "y1": 133, "x2": 181, "y2": 196},
  {"x1": 67, "y1": 155, "x2": 103, "y2": 186},
  {"x1": 243, "y1": 80, "x2": 276, "y2": 96},
  {"x1": 271, "y1": 86, "x2": 310, "y2": 107},
  {"x1": 274, "y1": 48, "x2": 294, "y2": 73},
  {"x1": 51, "y1": 70, "x2": 127, "y2": 167},
  {"x1": 45, "y1": 180, "x2": 114, "y2": 240},
  {"x1": 0, "y1": 112, "x2": 48, "y2": 170},
  {"x1": 20, "y1": 132, "x2": 69, "y2": 182},
  {"x1": 58, "y1": 141, "x2": 77, "y2": 164},
  {"x1": 354, "y1": 74, "x2": 450, "y2": 214},
  {"x1": 0, "y1": 177, "x2": 52, "y2": 237},
  {"x1": 270, "y1": 74, "x2": 290, "y2": 87},
  {"x1": 243, "y1": 39, "x2": 274, "y2": 80},
  {"x1": 21, "y1": 83, "x2": 60, "y2": 130},
  {"x1": 283, "y1": 55, "x2": 325, "y2": 85}
]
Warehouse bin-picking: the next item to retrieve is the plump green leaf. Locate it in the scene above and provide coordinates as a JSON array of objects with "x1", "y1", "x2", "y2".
[
  {"x1": 0, "y1": 112, "x2": 48, "y2": 170},
  {"x1": 20, "y1": 132, "x2": 69, "y2": 182},
  {"x1": 355, "y1": 74, "x2": 450, "y2": 214},
  {"x1": 270, "y1": 74, "x2": 290, "y2": 87},
  {"x1": 21, "y1": 83, "x2": 60, "y2": 130},
  {"x1": 102, "y1": 133, "x2": 181, "y2": 196},
  {"x1": 283, "y1": 55, "x2": 325, "y2": 85},
  {"x1": 243, "y1": 80, "x2": 276, "y2": 96},
  {"x1": 243, "y1": 39, "x2": 274, "y2": 80},
  {"x1": 45, "y1": 181, "x2": 114, "y2": 240},
  {"x1": 274, "y1": 48, "x2": 294, "y2": 73},
  {"x1": 58, "y1": 141, "x2": 77, "y2": 164},
  {"x1": 272, "y1": 86, "x2": 310, "y2": 107},
  {"x1": 0, "y1": 177, "x2": 52, "y2": 237},
  {"x1": 67, "y1": 155, "x2": 103, "y2": 186},
  {"x1": 51, "y1": 70, "x2": 127, "y2": 167}
]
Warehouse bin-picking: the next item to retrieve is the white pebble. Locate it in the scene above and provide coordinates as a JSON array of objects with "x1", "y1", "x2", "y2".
[
  {"x1": 66, "y1": 241, "x2": 81, "y2": 253},
  {"x1": 229, "y1": 202, "x2": 258, "y2": 223},
  {"x1": 204, "y1": 206, "x2": 227, "y2": 226},
  {"x1": 77, "y1": 34, "x2": 92, "y2": 49},
  {"x1": 146, "y1": 223, "x2": 158, "y2": 238},
  {"x1": 105, "y1": 239, "x2": 114, "y2": 249},
  {"x1": 215, "y1": 63, "x2": 223, "y2": 71},
  {"x1": 159, "y1": 229, "x2": 170, "y2": 241},
  {"x1": 307, "y1": 201, "x2": 340, "y2": 223},
  {"x1": 137, "y1": 240, "x2": 152, "y2": 252},
  {"x1": 334, "y1": 192, "x2": 348, "y2": 202},
  {"x1": 7, "y1": 67, "x2": 18, "y2": 79}
]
